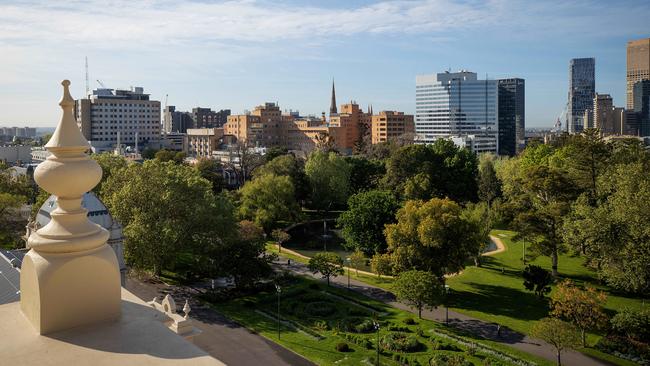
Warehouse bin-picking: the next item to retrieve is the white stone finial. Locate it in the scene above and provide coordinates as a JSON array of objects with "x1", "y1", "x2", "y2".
[
  {"x1": 20, "y1": 80, "x2": 120, "y2": 335},
  {"x1": 183, "y1": 300, "x2": 191, "y2": 320}
]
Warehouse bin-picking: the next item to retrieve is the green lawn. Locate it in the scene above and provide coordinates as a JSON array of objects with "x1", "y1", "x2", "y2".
[
  {"x1": 447, "y1": 229, "x2": 646, "y2": 365},
  {"x1": 209, "y1": 276, "x2": 552, "y2": 366}
]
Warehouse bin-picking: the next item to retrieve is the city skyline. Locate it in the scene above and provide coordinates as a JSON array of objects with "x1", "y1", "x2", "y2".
[{"x1": 0, "y1": 0, "x2": 649, "y2": 128}]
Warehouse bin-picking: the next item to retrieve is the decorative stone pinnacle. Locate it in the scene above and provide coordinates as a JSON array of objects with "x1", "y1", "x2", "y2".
[
  {"x1": 29, "y1": 80, "x2": 106, "y2": 253},
  {"x1": 20, "y1": 80, "x2": 120, "y2": 335},
  {"x1": 183, "y1": 300, "x2": 191, "y2": 320}
]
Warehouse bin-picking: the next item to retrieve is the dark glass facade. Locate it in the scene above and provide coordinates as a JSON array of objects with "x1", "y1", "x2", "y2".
[
  {"x1": 498, "y1": 78, "x2": 525, "y2": 156},
  {"x1": 633, "y1": 80, "x2": 650, "y2": 136},
  {"x1": 567, "y1": 58, "x2": 595, "y2": 134}
]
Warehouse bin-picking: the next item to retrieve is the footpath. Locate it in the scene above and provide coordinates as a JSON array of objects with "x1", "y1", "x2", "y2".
[{"x1": 273, "y1": 244, "x2": 612, "y2": 366}]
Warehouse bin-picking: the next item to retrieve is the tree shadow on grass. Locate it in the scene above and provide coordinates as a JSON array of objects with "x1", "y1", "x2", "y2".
[{"x1": 449, "y1": 283, "x2": 550, "y2": 323}]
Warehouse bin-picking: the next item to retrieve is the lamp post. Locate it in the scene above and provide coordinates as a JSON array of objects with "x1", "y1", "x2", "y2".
[
  {"x1": 346, "y1": 257, "x2": 351, "y2": 289},
  {"x1": 275, "y1": 284, "x2": 282, "y2": 340},
  {"x1": 373, "y1": 314, "x2": 380, "y2": 365},
  {"x1": 444, "y1": 284, "x2": 450, "y2": 325}
]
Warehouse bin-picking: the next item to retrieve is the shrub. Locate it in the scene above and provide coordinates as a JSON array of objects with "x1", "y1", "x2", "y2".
[
  {"x1": 338, "y1": 317, "x2": 376, "y2": 334},
  {"x1": 403, "y1": 317, "x2": 417, "y2": 325},
  {"x1": 380, "y1": 332, "x2": 422, "y2": 352},
  {"x1": 431, "y1": 339, "x2": 462, "y2": 352},
  {"x1": 595, "y1": 334, "x2": 650, "y2": 362},
  {"x1": 336, "y1": 342, "x2": 350, "y2": 352},
  {"x1": 313, "y1": 320, "x2": 329, "y2": 332},
  {"x1": 611, "y1": 308, "x2": 650, "y2": 343},
  {"x1": 305, "y1": 301, "x2": 337, "y2": 317},
  {"x1": 430, "y1": 354, "x2": 472, "y2": 366}
]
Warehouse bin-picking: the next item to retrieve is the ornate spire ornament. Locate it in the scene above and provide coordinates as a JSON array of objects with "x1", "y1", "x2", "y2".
[{"x1": 20, "y1": 80, "x2": 121, "y2": 335}]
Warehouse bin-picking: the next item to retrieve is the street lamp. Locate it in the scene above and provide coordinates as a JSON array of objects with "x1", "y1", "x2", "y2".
[
  {"x1": 346, "y1": 257, "x2": 351, "y2": 289},
  {"x1": 373, "y1": 314, "x2": 380, "y2": 366},
  {"x1": 275, "y1": 284, "x2": 282, "y2": 340},
  {"x1": 444, "y1": 284, "x2": 450, "y2": 325}
]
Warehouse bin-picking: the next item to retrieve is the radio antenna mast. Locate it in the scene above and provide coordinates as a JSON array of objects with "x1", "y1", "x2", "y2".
[{"x1": 85, "y1": 56, "x2": 90, "y2": 97}]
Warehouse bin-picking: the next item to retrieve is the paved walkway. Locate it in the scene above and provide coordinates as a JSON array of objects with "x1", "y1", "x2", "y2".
[
  {"x1": 275, "y1": 256, "x2": 612, "y2": 366},
  {"x1": 125, "y1": 277, "x2": 314, "y2": 366}
]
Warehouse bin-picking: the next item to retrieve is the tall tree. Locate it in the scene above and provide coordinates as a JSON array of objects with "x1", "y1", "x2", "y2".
[
  {"x1": 550, "y1": 280, "x2": 608, "y2": 347},
  {"x1": 461, "y1": 202, "x2": 491, "y2": 267},
  {"x1": 239, "y1": 174, "x2": 300, "y2": 232},
  {"x1": 308, "y1": 252, "x2": 344, "y2": 286},
  {"x1": 91, "y1": 153, "x2": 128, "y2": 198},
  {"x1": 393, "y1": 270, "x2": 445, "y2": 318},
  {"x1": 254, "y1": 154, "x2": 309, "y2": 202},
  {"x1": 531, "y1": 318, "x2": 581, "y2": 366},
  {"x1": 344, "y1": 156, "x2": 385, "y2": 194},
  {"x1": 305, "y1": 151, "x2": 351, "y2": 212},
  {"x1": 102, "y1": 160, "x2": 222, "y2": 276},
  {"x1": 195, "y1": 158, "x2": 226, "y2": 193},
  {"x1": 384, "y1": 198, "x2": 483, "y2": 279},
  {"x1": 370, "y1": 253, "x2": 393, "y2": 278},
  {"x1": 383, "y1": 140, "x2": 479, "y2": 203},
  {"x1": 337, "y1": 190, "x2": 399, "y2": 254},
  {"x1": 478, "y1": 154, "x2": 502, "y2": 208},
  {"x1": 511, "y1": 165, "x2": 579, "y2": 276},
  {"x1": 522, "y1": 264, "x2": 553, "y2": 298}
]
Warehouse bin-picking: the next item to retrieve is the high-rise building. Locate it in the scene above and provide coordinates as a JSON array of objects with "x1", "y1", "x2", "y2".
[
  {"x1": 497, "y1": 78, "x2": 525, "y2": 156},
  {"x1": 567, "y1": 58, "x2": 595, "y2": 134},
  {"x1": 163, "y1": 106, "x2": 193, "y2": 133},
  {"x1": 191, "y1": 107, "x2": 230, "y2": 129},
  {"x1": 633, "y1": 79, "x2": 650, "y2": 136},
  {"x1": 626, "y1": 37, "x2": 650, "y2": 109},
  {"x1": 415, "y1": 71, "x2": 498, "y2": 153},
  {"x1": 75, "y1": 87, "x2": 161, "y2": 152}
]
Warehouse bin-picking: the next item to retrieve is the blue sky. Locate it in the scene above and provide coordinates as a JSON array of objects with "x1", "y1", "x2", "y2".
[{"x1": 0, "y1": 0, "x2": 648, "y2": 127}]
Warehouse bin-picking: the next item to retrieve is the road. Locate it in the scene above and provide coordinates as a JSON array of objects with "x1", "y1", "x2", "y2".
[
  {"x1": 125, "y1": 277, "x2": 315, "y2": 366},
  {"x1": 274, "y1": 256, "x2": 613, "y2": 366}
]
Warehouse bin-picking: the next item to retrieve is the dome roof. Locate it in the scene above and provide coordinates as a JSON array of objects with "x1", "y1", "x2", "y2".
[{"x1": 35, "y1": 192, "x2": 119, "y2": 235}]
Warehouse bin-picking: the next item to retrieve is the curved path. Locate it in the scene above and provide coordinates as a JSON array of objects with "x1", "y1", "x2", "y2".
[{"x1": 273, "y1": 238, "x2": 612, "y2": 366}]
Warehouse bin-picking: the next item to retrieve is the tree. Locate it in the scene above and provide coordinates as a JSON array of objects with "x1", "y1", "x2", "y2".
[
  {"x1": 0, "y1": 192, "x2": 26, "y2": 248},
  {"x1": 239, "y1": 174, "x2": 300, "y2": 232},
  {"x1": 393, "y1": 270, "x2": 445, "y2": 318},
  {"x1": 91, "y1": 153, "x2": 128, "y2": 199},
  {"x1": 550, "y1": 280, "x2": 608, "y2": 347},
  {"x1": 461, "y1": 202, "x2": 491, "y2": 267},
  {"x1": 370, "y1": 253, "x2": 393, "y2": 278},
  {"x1": 564, "y1": 163, "x2": 650, "y2": 295},
  {"x1": 271, "y1": 229, "x2": 290, "y2": 253},
  {"x1": 154, "y1": 149, "x2": 176, "y2": 162},
  {"x1": 254, "y1": 154, "x2": 309, "y2": 202},
  {"x1": 531, "y1": 318, "x2": 581, "y2": 366},
  {"x1": 478, "y1": 154, "x2": 502, "y2": 208},
  {"x1": 611, "y1": 308, "x2": 650, "y2": 343},
  {"x1": 308, "y1": 252, "x2": 344, "y2": 286},
  {"x1": 223, "y1": 140, "x2": 265, "y2": 186},
  {"x1": 522, "y1": 265, "x2": 552, "y2": 299},
  {"x1": 511, "y1": 165, "x2": 579, "y2": 276},
  {"x1": 337, "y1": 190, "x2": 399, "y2": 254},
  {"x1": 141, "y1": 147, "x2": 158, "y2": 160},
  {"x1": 344, "y1": 156, "x2": 385, "y2": 194},
  {"x1": 102, "y1": 160, "x2": 226, "y2": 276},
  {"x1": 195, "y1": 158, "x2": 226, "y2": 193},
  {"x1": 305, "y1": 151, "x2": 351, "y2": 212},
  {"x1": 382, "y1": 140, "x2": 479, "y2": 203},
  {"x1": 384, "y1": 198, "x2": 483, "y2": 279},
  {"x1": 264, "y1": 146, "x2": 289, "y2": 162},
  {"x1": 349, "y1": 249, "x2": 366, "y2": 275}
]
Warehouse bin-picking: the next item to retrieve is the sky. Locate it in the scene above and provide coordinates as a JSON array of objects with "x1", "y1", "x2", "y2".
[{"x1": 0, "y1": 0, "x2": 648, "y2": 128}]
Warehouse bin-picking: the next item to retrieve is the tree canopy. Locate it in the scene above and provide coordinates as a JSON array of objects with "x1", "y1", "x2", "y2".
[
  {"x1": 384, "y1": 198, "x2": 483, "y2": 279},
  {"x1": 337, "y1": 190, "x2": 399, "y2": 255},
  {"x1": 239, "y1": 173, "x2": 300, "y2": 232},
  {"x1": 393, "y1": 270, "x2": 445, "y2": 318},
  {"x1": 305, "y1": 151, "x2": 351, "y2": 211},
  {"x1": 308, "y1": 252, "x2": 344, "y2": 286}
]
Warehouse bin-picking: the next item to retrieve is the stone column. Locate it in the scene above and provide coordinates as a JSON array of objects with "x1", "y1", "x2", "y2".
[{"x1": 20, "y1": 80, "x2": 121, "y2": 334}]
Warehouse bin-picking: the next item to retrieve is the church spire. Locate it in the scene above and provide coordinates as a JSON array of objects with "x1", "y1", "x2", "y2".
[{"x1": 329, "y1": 79, "x2": 337, "y2": 116}]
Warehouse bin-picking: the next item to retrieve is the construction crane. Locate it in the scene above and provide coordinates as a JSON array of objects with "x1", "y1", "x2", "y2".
[
  {"x1": 85, "y1": 56, "x2": 89, "y2": 97},
  {"x1": 96, "y1": 79, "x2": 107, "y2": 88}
]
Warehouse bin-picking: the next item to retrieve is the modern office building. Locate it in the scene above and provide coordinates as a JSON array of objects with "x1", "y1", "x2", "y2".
[
  {"x1": 626, "y1": 38, "x2": 650, "y2": 109},
  {"x1": 0, "y1": 127, "x2": 36, "y2": 138},
  {"x1": 75, "y1": 87, "x2": 161, "y2": 152},
  {"x1": 632, "y1": 79, "x2": 650, "y2": 136},
  {"x1": 497, "y1": 78, "x2": 525, "y2": 156},
  {"x1": 567, "y1": 58, "x2": 595, "y2": 134},
  {"x1": 415, "y1": 71, "x2": 498, "y2": 154},
  {"x1": 163, "y1": 106, "x2": 193, "y2": 133}
]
